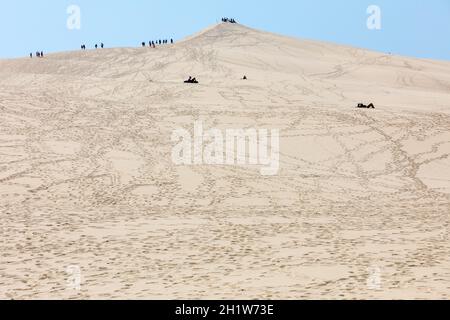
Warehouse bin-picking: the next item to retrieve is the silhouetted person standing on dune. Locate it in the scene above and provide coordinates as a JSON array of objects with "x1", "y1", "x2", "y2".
[{"x1": 30, "y1": 53, "x2": 32, "y2": 58}]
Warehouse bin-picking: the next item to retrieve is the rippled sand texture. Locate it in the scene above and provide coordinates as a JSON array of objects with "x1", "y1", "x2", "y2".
[{"x1": 1, "y1": 23, "x2": 450, "y2": 299}]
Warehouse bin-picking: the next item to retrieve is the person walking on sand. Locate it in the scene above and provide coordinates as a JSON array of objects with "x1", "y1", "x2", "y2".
[
  {"x1": 95, "y1": 44, "x2": 98, "y2": 49},
  {"x1": 101, "y1": 43, "x2": 104, "y2": 48},
  {"x1": 41, "y1": 51, "x2": 44, "y2": 58},
  {"x1": 171, "y1": 39, "x2": 174, "y2": 44},
  {"x1": 30, "y1": 53, "x2": 33, "y2": 58}
]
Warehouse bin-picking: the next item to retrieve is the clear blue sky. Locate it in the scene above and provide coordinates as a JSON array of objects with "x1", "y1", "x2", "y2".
[{"x1": 1, "y1": 0, "x2": 450, "y2": 60}]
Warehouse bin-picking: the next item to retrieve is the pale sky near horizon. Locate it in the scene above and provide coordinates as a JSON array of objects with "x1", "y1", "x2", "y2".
[{"x1": 0, "y1": 0, "x2": 449, "y2": 60}]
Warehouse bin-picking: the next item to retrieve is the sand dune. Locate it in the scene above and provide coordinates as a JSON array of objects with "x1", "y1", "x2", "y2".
[{"x1": 1, "y1": 23, "x2": 450, "y2": 299}]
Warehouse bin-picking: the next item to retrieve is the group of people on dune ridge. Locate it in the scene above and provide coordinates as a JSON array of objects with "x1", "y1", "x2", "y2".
[
  {"x1": 30, "y1": 51, "x2": 44, "y2": 58},
  {"x1": 27, "y1": 19, "x2": 375, "y2": 110}
]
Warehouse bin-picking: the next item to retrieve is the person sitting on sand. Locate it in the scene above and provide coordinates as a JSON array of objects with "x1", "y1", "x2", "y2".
[{"x1": 357, "y1": 103, "x2": 375, "y2": 109}]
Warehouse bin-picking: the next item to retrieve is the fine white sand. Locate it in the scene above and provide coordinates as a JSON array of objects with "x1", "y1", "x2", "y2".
[{"x1": 1, "y1": 23, "x2": 450, "y2": 299}]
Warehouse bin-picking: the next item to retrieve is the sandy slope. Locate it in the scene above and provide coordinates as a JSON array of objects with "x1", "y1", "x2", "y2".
[{"x1": 0, "y1": 23, "x2": 450, "y2": 299}]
